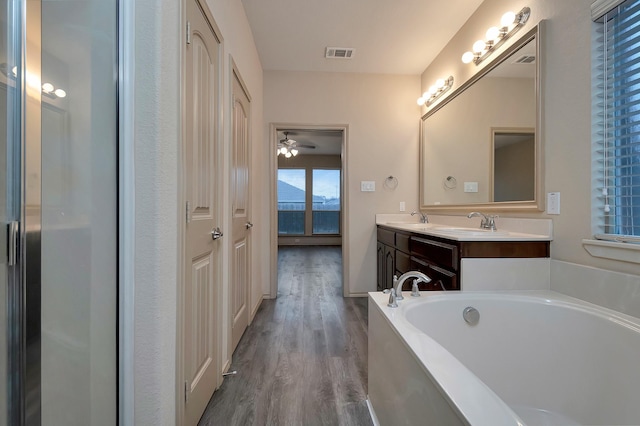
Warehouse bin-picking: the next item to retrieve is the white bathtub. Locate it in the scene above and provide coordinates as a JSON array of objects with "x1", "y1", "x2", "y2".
[{"x1": 367, "y1": 291, "x2": 640, "y2": 426}]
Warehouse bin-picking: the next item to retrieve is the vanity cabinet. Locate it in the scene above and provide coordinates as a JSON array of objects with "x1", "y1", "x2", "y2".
[
  {"x1": 376, "y1": 227, "x2": 458, "y2": 292},
  {"x1": 376, "y1": 225, "x2": 549, "y2": 292}
]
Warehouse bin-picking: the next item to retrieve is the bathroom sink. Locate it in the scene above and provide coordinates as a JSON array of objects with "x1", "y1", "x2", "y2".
[
  {"x1": 386, "y1": 222, "x2": 437, "y2": 229},
  {"x1": 432, "y1": 227, "x2": 510, "y2": 237}
]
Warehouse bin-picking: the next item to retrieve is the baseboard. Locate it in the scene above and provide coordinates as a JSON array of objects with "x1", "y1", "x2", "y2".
[
  {"x1": 347, "y1": 292, "x2": 369, "y2": 298},
  {"x1": 249, "y1": 294, "x2": 264, "y2": 323},
  {"x1": 221, "y1": 359, "x2": 231, "y2": 384},
  {"x1": 366, "y1": 397, "x2": 380, "y2": 426}
]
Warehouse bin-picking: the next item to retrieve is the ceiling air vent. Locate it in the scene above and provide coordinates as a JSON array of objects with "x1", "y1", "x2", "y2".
[
  {"x1": 514, "y1": 55, "x2": 536, "y2": 64},
  {"x1": 325, "y1": 47, "x2": 355, "y2": 59}
]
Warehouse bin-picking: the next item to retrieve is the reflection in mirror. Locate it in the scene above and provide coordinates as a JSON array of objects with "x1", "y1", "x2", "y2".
[{"x1": 420, "y1": 24, "x2": 543, "y2": 211}]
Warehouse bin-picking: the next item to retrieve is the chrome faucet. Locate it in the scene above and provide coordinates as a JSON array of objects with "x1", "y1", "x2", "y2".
[
  {"x1": 467, "y1": 211, "x2": 499, "y2": 231},
  {"x1": 411, "y1": 211, "x2": 428, "y2": 223},
  {"x1": 387, "y1": 271, "x2": 432, "y2": 308}
]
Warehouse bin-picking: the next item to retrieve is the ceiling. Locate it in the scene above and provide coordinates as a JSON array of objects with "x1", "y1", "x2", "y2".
[
  {"x1": 277, "y1": 129, "x2": 343, "y2": 156},
  {"x1": 240, "y1": 0, "x2": 485, "y2": 75}
]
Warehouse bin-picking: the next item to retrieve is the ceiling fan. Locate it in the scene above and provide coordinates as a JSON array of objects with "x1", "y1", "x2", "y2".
[{"x1": 277, "y1": 131, "x2": 315, "y2": 157}]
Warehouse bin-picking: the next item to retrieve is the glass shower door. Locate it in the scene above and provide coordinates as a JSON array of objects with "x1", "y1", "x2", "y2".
[
  {"x1": 1, "y1": 1, "x2": 23, "y2": 424},
  {"x1": 0, "y1": 0, "x2": 118, "y2": 423}
]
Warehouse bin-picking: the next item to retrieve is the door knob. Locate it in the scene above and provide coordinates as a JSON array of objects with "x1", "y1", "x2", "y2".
[
  {"x1": 210, "y1": 227, "x2": 223, "y2": 240},
  {"x1": 246, "y1": 222, "x2": 254, "y2": 229}
]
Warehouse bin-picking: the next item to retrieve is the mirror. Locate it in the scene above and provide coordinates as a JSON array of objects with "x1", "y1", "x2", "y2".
[{"x1": 420, "y1": 24, "x2": 544, "y2": 211}]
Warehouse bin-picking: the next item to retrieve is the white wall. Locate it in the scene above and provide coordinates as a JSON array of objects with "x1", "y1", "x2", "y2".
[
  {"x1": 133, "y1": 1, "x2": 180, "y2": 424},
  {"x1": 264, "y1": 71, "x2": 421, "y2": 295},
  {"x1": 132, "y1": 0, "x2": 263, "y2": 423}
]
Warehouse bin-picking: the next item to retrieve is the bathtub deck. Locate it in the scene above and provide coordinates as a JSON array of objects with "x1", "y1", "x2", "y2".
[{"x1": 513, "y1": 406, "x2": 580, "y2": 426}]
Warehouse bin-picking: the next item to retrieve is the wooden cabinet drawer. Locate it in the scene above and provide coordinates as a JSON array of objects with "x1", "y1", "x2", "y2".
[
  {"x1": 396, "y1": 232, "x2": 410, "y2": 253},
  {"x1": 427, "y1": 263, "x2": 458, "y2": 291},
  {"x1": 395, "y1": 250, "x2": 411, "y2": 275},
  {"x1": 377, "y1": 227, "x2": 395, "y2": 246},
  {"x1": 410, "y1": 236, "x2": 458, "y2": 271},
  {"x1": 410, "y1": 256, "x2": 458, "y2": 291}
]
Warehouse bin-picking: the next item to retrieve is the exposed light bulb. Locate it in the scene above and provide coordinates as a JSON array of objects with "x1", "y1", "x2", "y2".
[
  {"x1": 422, "y1": 91, "x2": 429, "y2": 99},
  {"x1": 461, "y1": 51, "x2": 475, "y2": 64},
  {"x1": 472, "y1": 40, "x2": 486, "y2": 53},
  {"x1": 42, "y1": 83, "x2": 54, "y2": 93},
  {"x1": 435, "y1": 78, "x2": 445, "y2": 89},
  {"x1": 417, "y1": 97, "x2": 426, "y2": 106},
  {"x1": 486, "y1": 26, "x2": 500, "y2": 42},
  {"x1": 501, "y1": 11, "x2": 516, "y2": 27},
  {"x1": 428, "y1": 85, "x2": 437, "y2": 95},
  {"x1": 291, "y1": 149, "x2": 298, "y2": 156},
  {"x1": 54, "y1": 88, "x2": 66, "y2": 98}
]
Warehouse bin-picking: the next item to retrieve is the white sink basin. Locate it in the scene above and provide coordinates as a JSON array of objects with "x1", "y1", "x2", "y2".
[
  {"x1": 433, "y1": 227, "x2": 510, "y2": 237},
  {"x1": 386, "y1": 222, "x2": 437, "y2": 228}
]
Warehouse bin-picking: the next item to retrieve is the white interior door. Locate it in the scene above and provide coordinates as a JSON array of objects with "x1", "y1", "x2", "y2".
[
  {"x1": 230, "y1": 70, "x2": 251, "y2": 352},
  {"x1": 183, "y1": 1, "x2": 222, "y2": 424}
]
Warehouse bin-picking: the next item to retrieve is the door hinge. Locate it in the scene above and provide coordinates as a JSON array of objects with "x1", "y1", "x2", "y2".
[
  {"x1": 186, "y1": 201, "x2": 191, "y2": 224},
  {"x1": 7, "y1": 221, "x2": 19, "y2": 266},
  {"x1": 186, "y1": 21, "x2": 192, "y2": 45},
  {"x1": 184, "y1": 381, "x2": 189, "y2": 403}
]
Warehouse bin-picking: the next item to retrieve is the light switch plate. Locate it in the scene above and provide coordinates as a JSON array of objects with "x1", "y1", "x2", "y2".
[
  {"x1": 464, "y1": 182, "x2": 479, "y2": 193},
  {"x1": 399, "y1": 201, "x2": 406, "y2": 211},
  {"x1": 361, "y1": 181, "x2": 375, "y2": 192},
  {"x1": 547, "y1": 192, "x2": 560, "y2": 215}
]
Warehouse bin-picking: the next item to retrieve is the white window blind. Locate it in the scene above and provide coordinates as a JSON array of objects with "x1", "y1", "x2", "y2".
[{"x1": 594, "y1": 0, "x2": 640, "y2": 240}]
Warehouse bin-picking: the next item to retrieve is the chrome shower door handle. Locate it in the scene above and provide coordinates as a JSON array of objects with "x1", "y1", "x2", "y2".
[
  {"x1": 245, "y1": 222, "x2": 253, "y2": 229},
  {"x1": 210, "y1": 227, "x2": 223, "y2": 240}
]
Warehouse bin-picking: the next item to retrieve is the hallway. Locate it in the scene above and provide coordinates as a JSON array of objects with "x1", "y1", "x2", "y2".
[{"x1": 199, "y1": 246, "x2": 373, "y2": 426}]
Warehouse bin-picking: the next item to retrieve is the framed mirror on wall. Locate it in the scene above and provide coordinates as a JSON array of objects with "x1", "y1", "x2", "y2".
[{"x1": 420, "y1": 23, "x2": 545, "y2": 212}]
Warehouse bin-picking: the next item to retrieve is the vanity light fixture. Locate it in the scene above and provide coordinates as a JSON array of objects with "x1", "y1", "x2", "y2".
[
  {"x1": 461, "y1": 6, "x2": 531, "y2": 65},
  {"x1": 1, "y1": 63, "x2": 67, "y2": 99},
  {"x1": 417, "y1": 76, "x2": 454, "y2": 107}
]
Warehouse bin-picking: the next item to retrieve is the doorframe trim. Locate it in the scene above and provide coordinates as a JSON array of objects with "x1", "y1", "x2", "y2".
[
  {"x1": 118, "y1": 0, "x2": 136, "y2": 424},
  {"x1": 269, "y1": 123, "x2": 350, "y2": 298}
]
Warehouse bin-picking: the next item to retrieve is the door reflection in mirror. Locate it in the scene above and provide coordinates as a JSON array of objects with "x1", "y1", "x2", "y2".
[{"x1": 492, "y1": 130, "x2": 535, "y2": 202}]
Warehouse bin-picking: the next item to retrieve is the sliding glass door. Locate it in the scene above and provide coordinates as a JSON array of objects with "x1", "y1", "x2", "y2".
[{"x1": 2, "y1": 0, "x2": 118, "y2": 424}]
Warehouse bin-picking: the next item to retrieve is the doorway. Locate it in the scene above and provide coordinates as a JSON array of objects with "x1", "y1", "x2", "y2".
[{"x1": 270, "y1": 125, "x2": 349, "y2": 297}]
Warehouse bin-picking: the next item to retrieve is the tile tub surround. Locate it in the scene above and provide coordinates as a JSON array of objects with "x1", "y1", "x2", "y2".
[{"x1": 551, "y1": 260, "x2": 640, "y2": 319}]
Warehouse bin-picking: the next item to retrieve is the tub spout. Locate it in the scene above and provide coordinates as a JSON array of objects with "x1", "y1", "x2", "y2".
[{"x1": 393, "y1": 271, "x2": 431, "y2": 302}]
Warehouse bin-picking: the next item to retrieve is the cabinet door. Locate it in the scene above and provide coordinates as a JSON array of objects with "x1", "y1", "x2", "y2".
[
  {"x1": 384, "y1": 245, "x2": 395, "y2": 290},
  {"x1": 376, "y1": 242, "x2": 385, "y2": 291},
  {"x1": 395, "y1": 250, "x2": 411, "y2": 276}
]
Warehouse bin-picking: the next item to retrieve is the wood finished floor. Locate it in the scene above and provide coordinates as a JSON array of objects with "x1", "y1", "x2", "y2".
[{"x1": 199, "y1": 246, "x2": 373, "y2": 426}]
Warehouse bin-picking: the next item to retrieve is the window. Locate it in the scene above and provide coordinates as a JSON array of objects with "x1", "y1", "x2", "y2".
[
  {"x1": 594, "y1": 0, "x2": 640, "y2": 239},
  {"x1": 277, "y1": 169, "x2": 305, "y2": 234},
  {"x1": 312, "y1": 169, "x2": 341, "y2": 234},
  {"x1": 277, "y1": 167, "x2": 341, "y2": 236}
]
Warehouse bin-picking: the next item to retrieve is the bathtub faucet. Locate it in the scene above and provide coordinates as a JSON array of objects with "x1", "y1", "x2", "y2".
[{"x1": 393, "y1": 271, "x2": 431, "y2": 302}]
